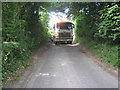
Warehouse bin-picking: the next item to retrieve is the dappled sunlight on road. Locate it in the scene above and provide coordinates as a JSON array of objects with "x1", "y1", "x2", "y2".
[
  {"x1": 67, "y1": 43, "x2": 79, "y2": 47},
  {"x1": 35, "y1": 73, "x2": 56, "y2": 77}
]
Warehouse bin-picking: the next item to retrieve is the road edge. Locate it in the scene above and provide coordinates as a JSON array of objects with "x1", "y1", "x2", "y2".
[
  {"x1": 77, "y1": 44, "x2": 118, "y2": 78},
  {"x1": 3, "y1": 43, "x2": 50, "y2": 88}
]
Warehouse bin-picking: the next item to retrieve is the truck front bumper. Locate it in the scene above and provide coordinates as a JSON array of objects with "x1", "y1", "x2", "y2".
[{"x1": 54, "y1": 37, "x2": 73, "y2": 42}]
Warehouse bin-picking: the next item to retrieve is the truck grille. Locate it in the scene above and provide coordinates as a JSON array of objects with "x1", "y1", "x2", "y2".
[{"x1": 59, "y1": 33, "x2": 71, "y2": 37}]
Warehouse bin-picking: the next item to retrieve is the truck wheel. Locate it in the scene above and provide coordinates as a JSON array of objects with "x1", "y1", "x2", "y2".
[
  {"x1": 55, "y1": 41, "x2": 58, "y2": 45},
  {"x1": 70, "y1": 41, "x2": 72, "y2": 44},
  {"x1": 68, "y1": 41, "x2": 72, "y2": 44}
]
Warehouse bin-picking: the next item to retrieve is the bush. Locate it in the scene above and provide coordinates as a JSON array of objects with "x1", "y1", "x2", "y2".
[{"x1": 2, "y1": 2, "x2": 50, "y2": 81}]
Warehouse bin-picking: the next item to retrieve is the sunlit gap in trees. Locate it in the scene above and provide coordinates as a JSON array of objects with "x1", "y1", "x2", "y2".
[
  {"x1": 48, "y1": 11, "x2": 69, "y2": 29},
  {"x1": 48, "y1": 8, "x2": 76, "y2": 42}
]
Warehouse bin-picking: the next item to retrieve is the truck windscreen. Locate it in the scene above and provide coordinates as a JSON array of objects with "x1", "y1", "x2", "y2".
[{"x1": 57, "y1": 22, "x2": 73, "y2": 30}]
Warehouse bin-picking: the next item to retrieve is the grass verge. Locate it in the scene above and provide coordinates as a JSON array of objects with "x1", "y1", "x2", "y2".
[
  {"x1": 76, "y1": 37, "x2": 119, "y2": 69},
  {"x1": 2, "y1": 42, "x2": 49, "y2": 88},
  {"x1": 2, "y1": 59, "x2": 31, "y2": 87}
]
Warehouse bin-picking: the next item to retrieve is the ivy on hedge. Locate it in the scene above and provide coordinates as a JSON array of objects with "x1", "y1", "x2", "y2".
[
  {"x1": 2, "y1": 2, "x2": 50, "y2": 81},
  {"x1": 95, "y1": 4, "x2": 120, "y2": 41}
]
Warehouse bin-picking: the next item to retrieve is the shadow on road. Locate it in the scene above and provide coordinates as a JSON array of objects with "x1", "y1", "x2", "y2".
[{"x1": 51, "y1": 42, "x2": 80, "y2": 47}]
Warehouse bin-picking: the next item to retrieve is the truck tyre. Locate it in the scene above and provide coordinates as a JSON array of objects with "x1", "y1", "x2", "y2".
[
  {"x1": 69, "y1": 41, "x2": 72, "y2": 44},
  {"x1": 67, "y1": 41, "x2": 72, "y2": 44},
  {"x1": 55, "y1": 41, "x2": 58, "y2": 45}
]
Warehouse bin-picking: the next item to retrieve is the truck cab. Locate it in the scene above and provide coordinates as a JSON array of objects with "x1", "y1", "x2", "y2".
[{"x1": 51, "y1": 21, "x2": 74, "y2": 44}]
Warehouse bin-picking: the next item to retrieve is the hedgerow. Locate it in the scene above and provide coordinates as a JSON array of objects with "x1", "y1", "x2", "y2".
[
  {"x1": 69, "y1": 2, "x2": 119, "y2": 67},
  {"x1": 2, "y1": 2, "x2": 50, "y2": 81}
]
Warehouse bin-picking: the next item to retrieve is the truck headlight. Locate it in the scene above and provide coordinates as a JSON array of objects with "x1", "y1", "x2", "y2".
[
  {"x1": 71, "y1": 34, "x2": 74, "y2": 37},
  {"x1": 54, "y1": 33, "x2": 59, "y2": 37}
]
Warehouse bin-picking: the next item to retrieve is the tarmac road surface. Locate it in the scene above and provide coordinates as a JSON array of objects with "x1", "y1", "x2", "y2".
[{"x1": 13, "y1": 43, "x2": 118, "y2": 88}]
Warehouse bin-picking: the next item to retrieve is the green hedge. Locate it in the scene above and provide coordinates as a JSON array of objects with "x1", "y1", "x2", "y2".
[{"x1": 2, "y1": 2, "x2": 50, "y2": 81}]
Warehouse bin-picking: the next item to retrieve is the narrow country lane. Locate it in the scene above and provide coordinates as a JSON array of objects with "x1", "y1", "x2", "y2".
[
  {"x1": 13, "y1": 43, "x2": 118, "y2": 88},
  {"x1": 3, "y1": 2, "x2": 119, "y2": 89}
]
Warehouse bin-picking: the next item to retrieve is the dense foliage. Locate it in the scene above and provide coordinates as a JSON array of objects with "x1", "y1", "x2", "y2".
[
  {"x1": 95, "y1": 3, "x2": 120, "y2": 41},
  {"x1": 70, "y1": 2, "x2": 120, "y2": 41},
  {"x1": 2, "y1": 2, "x2": 50, "y2": 81},
  {"x1": 69, "y1": 2, "x2": 119, "y2": 67}
]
